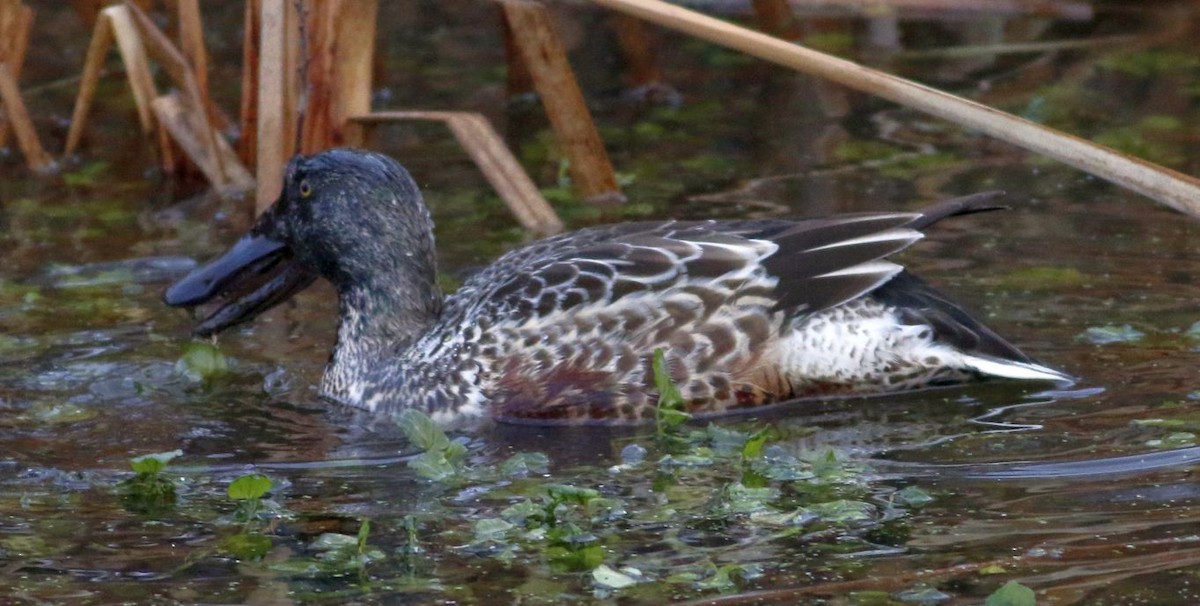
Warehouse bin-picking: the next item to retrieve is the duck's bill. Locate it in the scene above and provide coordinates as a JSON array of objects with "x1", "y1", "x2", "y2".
[{"x1": 164, "y1": 233, "x2": 318, "y2": 337}]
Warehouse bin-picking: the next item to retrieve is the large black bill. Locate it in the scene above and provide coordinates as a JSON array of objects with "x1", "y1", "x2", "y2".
[
  {"x1": 165, "y1": 234, "x2": 287, "y2": 307},
  {"x1": 191, "y1": 261, "x2": 317, "y2": 337},
  {"x1": 164, "y1": 233, "x2": 318, "y2": 336}
]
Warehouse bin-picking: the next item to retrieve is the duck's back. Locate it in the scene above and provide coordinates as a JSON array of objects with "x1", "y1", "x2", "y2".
[{"x1": 381, "y1": 194, "x2": 1067, "y2": 424}]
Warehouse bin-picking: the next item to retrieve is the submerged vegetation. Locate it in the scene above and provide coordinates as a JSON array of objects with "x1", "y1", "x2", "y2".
[
  {"x1": 1, "y1": 1, "x2": 1199, "y2": 604},
  {"x1": 97, "y1": 358, "x2": 1059, "y2": 603}
]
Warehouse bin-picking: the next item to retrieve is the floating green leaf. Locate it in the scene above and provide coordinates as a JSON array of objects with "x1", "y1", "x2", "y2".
[
  {"x1": 895, "y1": 486, "x2": 934, "y2": 507},
  {"x1": 718, "y1": 482, "x2": 779, "y2": 514},
  {"x1": 501, "y1": 452, "x2": 550, "y2": 477},
  {"x1": 408, "y1": 451, "x2": 458, "y2": 481},
  {"x1": 808, "y1": 499, "x2": 876, "y2": 524},
  {"x1": 896, "y1": 584, "x2": 951, "y2": 603},
  {"x1": 228, "y1": 474, "x2": 272, "y2": 501},
  {"x1": 397, "y1": 408, "x2": 453, "y2": 452},
  {"x1": 986, "y1": 580, "x2": 1037, "y2": 606},
  {"x1": 546, "y1": 542, "x2": 604, "y2": 572},
  {"x1": 312, "y1": 532, "x2": 358, "y2": 551},
  {"x1": 695, "y1": 563, "x2": 757, "y2": 591},
  {"x1": 310, "y1": 529, "x2": 386, "y2": 571},
  {"x1": 130, "y1": 450, "x2": 182, "y2": 475},
  {"x1": 121, "y1": 448, "x2": 182, "y2": 515},
  {"x1": 500, "y1": 499, "x2": 543, "y2": 525},
  {"x1": 546, "y1": 484, "x2": 601, "y2": 506},
  {"x1": 473, "y1": 518, "x2": 515, "y2": 541},
  {"x1": 741, "y1": 427, "x2": 773, "y2": 460},
  {"x1": 176, "y1": 341, "x2": 228, "y2": 381}
]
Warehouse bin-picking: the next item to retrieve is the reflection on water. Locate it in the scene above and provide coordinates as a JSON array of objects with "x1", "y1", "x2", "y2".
[{"x1": 2, "y1": 1, "x2": 1200, "y2": 603}]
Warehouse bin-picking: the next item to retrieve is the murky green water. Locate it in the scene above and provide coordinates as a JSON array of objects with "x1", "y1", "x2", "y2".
[{"x1": 2, "y1": 2, "x2": 1200, "y2": 604}]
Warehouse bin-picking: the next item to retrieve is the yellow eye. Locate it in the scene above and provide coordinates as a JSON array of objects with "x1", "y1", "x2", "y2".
[{"x1": 298, "y1": 179, "x2": 313, "y2": 198}]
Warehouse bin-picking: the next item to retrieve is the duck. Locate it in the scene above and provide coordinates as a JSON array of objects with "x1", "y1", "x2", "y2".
[{"x1": 164, "y1": 148, "x2": 1070, "y2": 424}]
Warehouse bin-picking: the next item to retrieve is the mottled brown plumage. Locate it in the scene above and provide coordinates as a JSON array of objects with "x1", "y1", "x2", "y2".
[{"x1": 165, "y1": 149, "x2": 1070, "y2": 425}]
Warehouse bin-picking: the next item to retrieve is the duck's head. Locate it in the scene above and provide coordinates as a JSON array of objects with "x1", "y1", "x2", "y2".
[{"x1": 165, "y1": 149, "x2": 439, "y2": 337}]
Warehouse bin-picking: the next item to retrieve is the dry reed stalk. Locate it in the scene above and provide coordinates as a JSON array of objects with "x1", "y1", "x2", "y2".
[
  {"x1": 588, "y1": 0, "x2": 1200, "y2": 219},
  {"x1": 176, "y1": 0, "x2": 208, "y2": 107},
  {"x1": 70, "y1": 0, "x2": 153, "y2": 28},
  {"x1": 0, "y1": 1, "x2": 32, "y2": 148},
  {"x1": 751, "y1": 0, "x2": 800, "y2": 39},
  {"x1": 124, "y1": 1, "x2": 233, "y2": 185},
  {"x1": 65, "y1": 3, "x2": 251, "y2": 191},
  {"x1": 152, "y1": 91, "x2": 253, "y2": 194},
  {"x1": 65, "y1": 4, "x2": 158, "y2": 155},
  {"x1": 612, "y1": 14, "x2": 664, "y2": 88},
  {"x1": 255, "y1": 0, "x2": 301, "y2": 213},
  {"x1": 499, "y1": 0, "x2": 623, "y2": 203},
  {"x1": 0, "y1": 62, "x2": 51, "y2": 172},
  {"x1": 175, "y1": 0, "x2": 231, "y2": 132},
  {"x1": 69, "y1": 0, "x2": 104, "y2": 28},
  {"x1": 350, "y1": 111, "x2": 564, "y2": 235},
  {"x1": 501, "y1": 10, "x2": 535, "y2": 97},
  {"x1": 255, "y1": 0, "x2": 375, "y2": 208},
  {"x1": 238, "y1": 0, "x2": 260, "y2": 167},
  {"x1": 330, "y1": 0, "x2": 376, "y2": 148},
  {"x1": 298, "y1": 0, "x2": 335, "y2": 153}
]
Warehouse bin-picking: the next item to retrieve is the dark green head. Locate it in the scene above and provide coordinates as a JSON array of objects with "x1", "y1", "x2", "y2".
[{"x1": 165, "y1": 149, "x2": 439, "y2": 336}]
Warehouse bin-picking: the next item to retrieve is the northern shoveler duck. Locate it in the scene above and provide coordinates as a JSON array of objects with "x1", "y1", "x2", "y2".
[{"x1": 165, "y1": 149, "x2": 1069, "y2": 424}]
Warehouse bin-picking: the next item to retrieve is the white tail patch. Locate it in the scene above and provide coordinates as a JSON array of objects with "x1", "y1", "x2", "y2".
[{"x1": 960, "y1": 355, "x2": 1073, "y2": 383}]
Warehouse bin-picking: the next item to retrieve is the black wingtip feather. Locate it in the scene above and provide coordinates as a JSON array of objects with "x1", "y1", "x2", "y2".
[
  {"x1": 906, "y1": 191, "x2": 1008, "y2": 230},
  {"x1": 873, "y1": 271, "x2": 1034, "y2": 363}
]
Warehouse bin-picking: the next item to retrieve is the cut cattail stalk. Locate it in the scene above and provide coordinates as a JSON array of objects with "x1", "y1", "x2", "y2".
[
  {"x1": 255, "y1": 0, "x2": 301, "y2": 214},
  {"x1": 499, "y1": 0, "x2": 624, "y2": 203},
  {"x1": 153, "y1": 91, "x2": 253, "y2": 194},
  {"x1": 65, "y1": 5, "x2": 158, "y2": 155},
  {"x1": 0, "y1": 1, "x2": 33, "y2": 149},
  {"x1": 0, "y1": 62, "x2": 52, "y2": 172}
]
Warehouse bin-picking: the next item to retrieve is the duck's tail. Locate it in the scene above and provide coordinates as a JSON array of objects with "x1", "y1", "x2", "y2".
[
  {"x1": 959, "y1": 354, "x2": 1074, "y2": 384},
  {"x1": 906, "y1": 191, "x2": 1008, "y2": 231}
]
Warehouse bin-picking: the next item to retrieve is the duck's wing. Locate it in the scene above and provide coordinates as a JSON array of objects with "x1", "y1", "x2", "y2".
[
  {"x1": 444, "y1": 192, "x2": 1008, "y2": 325},
  {"x1": 445, "y1": 216, "x2": 913, "y2": 324},
  {"x1": 760, "y1": 191, "x2": 1009, "y2": 315}
]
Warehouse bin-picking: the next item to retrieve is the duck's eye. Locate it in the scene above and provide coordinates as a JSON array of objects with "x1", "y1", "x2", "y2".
[{"x1": 298, "y1": 179, "x2": 313, "y2": 198}]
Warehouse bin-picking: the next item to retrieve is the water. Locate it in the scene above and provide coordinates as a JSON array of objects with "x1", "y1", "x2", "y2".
[{"x1": 2, "y1": 1, "x2": 1200, "y2": 603}]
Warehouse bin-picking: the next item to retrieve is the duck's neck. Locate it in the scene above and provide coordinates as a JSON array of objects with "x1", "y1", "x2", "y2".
[{"x1": 322, "y1": 266, "x2": 443, "y2": 407}]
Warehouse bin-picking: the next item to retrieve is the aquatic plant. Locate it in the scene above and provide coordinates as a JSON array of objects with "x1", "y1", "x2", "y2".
[
  {"x1": 119, "y1": 449, "x2": 182, "y2": 515},
  {"x1": 986, "y1": 580, "x2": 1037, "y2": 606}
]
